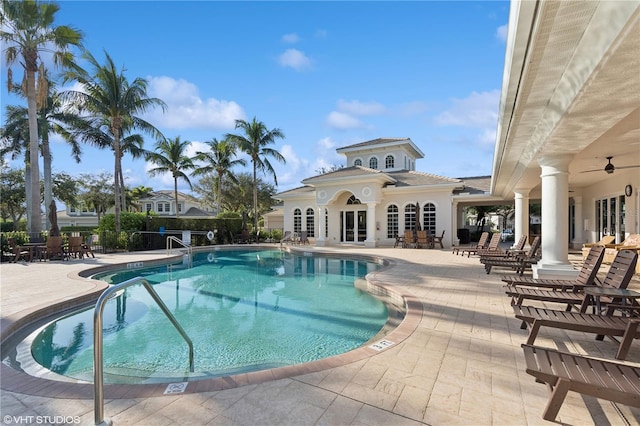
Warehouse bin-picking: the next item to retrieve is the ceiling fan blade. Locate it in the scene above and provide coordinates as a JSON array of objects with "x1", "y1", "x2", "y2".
[
  {"x1": 615, "y1": 165, "x2": 640, "y2": 170},
  {"x1": 579, "y1": 168, "x2": 604, "y2": 173}
]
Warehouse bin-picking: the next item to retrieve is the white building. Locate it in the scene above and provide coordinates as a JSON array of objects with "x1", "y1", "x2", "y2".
[{"x1": 276, "y1": 138, "x2": 484, "y2": 248}]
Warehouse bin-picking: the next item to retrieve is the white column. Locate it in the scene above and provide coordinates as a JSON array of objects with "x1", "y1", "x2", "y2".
[
  {"x1": 533, "y1": 155, "x2": 577, "y2": 279},
  {"x1": 316, "y1": 206, "x2": 327, "y2": 246},
  {"x1": 365, "y1": 202, "x2": 378, "y2": 248},
  {"x1": 513, "y1": 190, "x2": 530, "y2": 248}
]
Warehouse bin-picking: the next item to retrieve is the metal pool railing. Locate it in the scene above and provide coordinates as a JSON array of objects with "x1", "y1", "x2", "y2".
[{"x1": 93, "y1": 276, "x2": 194, "y2": 425}]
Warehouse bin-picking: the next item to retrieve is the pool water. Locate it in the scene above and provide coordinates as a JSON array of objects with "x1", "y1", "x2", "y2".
[{"x1": 29, "y1": 249, "x2": 391, "y2": 383}]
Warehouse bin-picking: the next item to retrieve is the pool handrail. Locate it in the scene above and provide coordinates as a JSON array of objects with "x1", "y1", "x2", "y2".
[{"x1": 93, "y1": 276, "x2": 194, "y2": 425}]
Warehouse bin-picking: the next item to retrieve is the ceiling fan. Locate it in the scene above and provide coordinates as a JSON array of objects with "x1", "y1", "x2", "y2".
[{"x1": 580, "y1": 156, "x2": 640, "y2": 174}]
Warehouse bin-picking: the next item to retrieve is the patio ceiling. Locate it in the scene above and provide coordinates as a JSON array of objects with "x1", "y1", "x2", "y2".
[{"x1": 491, "y1": 1, "x2": 640, "y2": 199}]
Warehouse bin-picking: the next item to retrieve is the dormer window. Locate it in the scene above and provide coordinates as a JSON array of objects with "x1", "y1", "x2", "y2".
[
  {"x1": 369, "y1": 157, "x2": 378, "y2": 169},
  {"x1": 385, "y1": 155, "x2": 394, "y2": 169},
  {"x1": 354, "y1": 159, "x2": 362, "y2": 166}
]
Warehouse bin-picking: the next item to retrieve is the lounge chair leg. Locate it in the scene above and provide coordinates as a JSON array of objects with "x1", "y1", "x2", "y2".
[
  {"x1": 616, "y1": 319, "x2": 640, "y2": 360},
  {"x1": 526, "y1": 320, "x2": 542, "y2": 345},
  {"x1": 520, "y1": 320, "x2": 528, "y2": 330},
  {"x1": 543, "y1": 378, "x2": 571, "y2": 421}
]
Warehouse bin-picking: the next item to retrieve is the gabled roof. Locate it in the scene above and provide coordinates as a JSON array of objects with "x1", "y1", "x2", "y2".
[
  {"x1": 182, "y1": 206, "x2": 215, "y2": 217},
  {"x1": 383, "y1": 171, "x2": 462, "y2": 188},
  {"x1": 336, "y1": 137, "x2": 425, "y2": 159},
  {"x1": 302, "y1": 165, "x2": 394, "y2": 185},
  {"x1": 140, "y1": 190, "x2": 200, "y2": 203}
]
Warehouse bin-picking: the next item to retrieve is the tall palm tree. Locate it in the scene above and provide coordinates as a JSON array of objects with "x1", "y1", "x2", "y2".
[
  {"x1": 1, "y1": 0, "x2": 82, "y2": 233},
  {"x1": 193, "y1": 137, "x2": 246, "y2": 215},
  {"x1": 146, "y1": 136, "x2": 195, "y2": 218},
  {"x1": 226, "y1": 117, "x2": 285, "y2": 230},
  {"x1": 62, "y1": 49, "x2": 166, "y2": 231}
]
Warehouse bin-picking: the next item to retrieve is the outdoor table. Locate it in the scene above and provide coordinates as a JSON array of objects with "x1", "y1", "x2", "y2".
[
  {"x1": 22, "y1": 243, "x2": 46, "y2": 262},
  {"x1": 580, "y1": 287, "x2": 640, "y2": 316}
]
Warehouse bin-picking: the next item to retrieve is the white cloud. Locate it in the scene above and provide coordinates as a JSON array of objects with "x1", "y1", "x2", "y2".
[
  {"x1": 325, "y1": 111, "x2": 364, "y2": 130},
  {"x1": 278, "y1": 49, "x2": 312, "y2": 71},
  {"x1": 496, "y1": 24, "x2": 508, "y2": 42},
  {"x1": 433, "y1": 90, "x2": 500, "y2": 128},
  {"x1": 145, "y1": 76, "x2": 246, "y2": 129},
  {"x1": 282, "y1": 33, "x2": 299, "y2": 43},
  {"x1": 336, "y1": 99, "x2": 386, "y2": 116}
]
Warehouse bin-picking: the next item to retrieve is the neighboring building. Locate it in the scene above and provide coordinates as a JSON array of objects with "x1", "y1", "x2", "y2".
[
  {"x1": 56, "y1": 190, "x2": 214, "y2": 228},
  {"x1": 138, "y1": 190, "x2": 215, "y2": 218},
  {"x1": 275, "y1": 138, "x2": 476, "y2": 248}
]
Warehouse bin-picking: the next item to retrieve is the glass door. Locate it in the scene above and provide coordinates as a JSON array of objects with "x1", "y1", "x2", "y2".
[
  {"x1": 341, "y1": 210, "x2": 366, "y2": 242},
  {"x1": 595, "y1": 195, "x2": 626, "y2": 242}
]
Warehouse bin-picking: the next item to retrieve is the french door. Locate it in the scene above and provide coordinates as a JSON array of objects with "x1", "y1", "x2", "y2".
[
  {"x1": 340, "y1": 210, "x2": 366, "y2": 242},
  {"x1": 595, "y1": 195, "x2": 626, "y2": 242}
]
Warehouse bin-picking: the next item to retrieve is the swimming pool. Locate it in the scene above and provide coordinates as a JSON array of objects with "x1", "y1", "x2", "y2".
[{"x1": 25, "y1": 248, "x2": 401, "y2": 384}]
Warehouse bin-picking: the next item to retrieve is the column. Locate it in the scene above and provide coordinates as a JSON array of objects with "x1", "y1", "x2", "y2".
[
  {"x1": 532, "y1": 155, "x2": 578, "y2": 279},
  {"x1": 365, "y1": 202, "x2": 378, "y2": 248},
  {"x1": 513, "y1": 190, "x2": 530, "y2": 248},
  {"x1": 316, "y1": 205, "x2": 327, "y2": 246}
]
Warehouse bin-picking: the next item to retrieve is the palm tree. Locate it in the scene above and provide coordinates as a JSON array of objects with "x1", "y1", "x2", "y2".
[
  {"x1": 146, "y1": 136, "x2": 195, "y2": 218},
  {"x1": 1, "y1": 0, "x2": 82, "y2": 233},
  {"x1": 226, "y1": 117, "x2": 285, "y2": 230},
  {"x1": 62, "y1": 49, "x2": 166, "y2": 231},
  {"x1": 193, "y1": 137, "x2": 246, "y2": 215}
]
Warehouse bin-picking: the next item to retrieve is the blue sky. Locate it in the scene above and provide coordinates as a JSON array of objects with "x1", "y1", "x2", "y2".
[{"x1": 1, "y1": 1, "x2": 510, "y2": 196}]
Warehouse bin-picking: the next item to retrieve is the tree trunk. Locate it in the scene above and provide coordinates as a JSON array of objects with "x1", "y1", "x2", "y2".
[
  {"x1": 42, "y1": 130, "x2": 52, "y2": 231},
  {"x1": 174, "y1": 178, "x2": 179, "y2": 218},
  {"x1": 113, "y1": 127, "x2": 122, "y2": 233},
  {"x1": 26, "y1": 67, "x2": 42, "y2": 234},
  {"x1": 253, "y1": 161, "x2": 258, "y2": 231}
]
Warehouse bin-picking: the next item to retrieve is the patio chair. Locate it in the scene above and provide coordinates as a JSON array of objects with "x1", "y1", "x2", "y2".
[
  {"x1": 471, "y1": 232, "x2": 502, "y2": 257},
  {"x1": 299, "y1": 231, "x2": 310, "y2": 245},
  {"x1": 68, "y1": 236, "x2": 84, "y2": 259},
  {"x1": 513, "y1": 305, "x2": 640, "y2": 360},
  {"x1": 394, "y1": 234, "x2": 404, "y2": 248},
  {"x1": 502, "y1": 245, "x2": 605, "y2": 291},
  {"x1": 521, "y1": 344, "x2": 640, "y2": 421},
  {"x1": 82, "y1": 234, "x2": 96, "y2": 258},
  {"x1": 415, "y1": 230, "x2": 430, "y2": 248},
  {"x1": 8, "y1": 238, "x2": 31, "y2": 262},
  {"x1": 280, "y1": 231, "x2": 293, "y2": 244},
  {"x1": 403, "y1": 230, "x2": 416, "y2": 248},
  {"x1": 482, "y1": 236, "x2": 541, "y2": 275},
  {"x1": 581, "y1": 235, "x2": 615, "y2": 259},
  {"x1": 453, "y1": 231, "x2": 488, "y2": 255},
  {"x1": 479, "y1": 234, "x2": 527, "y2": 260},
  {"x1": 506, "y1": 249, "x2": 638, "y2": 311},
  {"x1": 45, "y1": 236, "x2": 67, "y2": 261},
  {"x1": 431, "y1": 230, "x2": 445, "y2": 249}
]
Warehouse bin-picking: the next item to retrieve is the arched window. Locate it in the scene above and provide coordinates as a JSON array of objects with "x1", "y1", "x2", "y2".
[
  {"x1": 324, "y1": 208, "x2": 328, "y2": 238},
  {"x1": 387, "y1": 205, "x2": 399, "y2": 238},
  {"x1": 347, "y1": 195, "x2": 361, "y2": 204},
  {"x1": 369, "y1": 157, "x2": 378, "y2": 169},
  {"x1": 423, "y1": 203, "x2": 436, "y2": 235},
  {"x1": 293, "y1": 208, "x2": 302, "y2": 233},
  {"x1": 385, "y1": 155, "x2": 394, "y2": 169},
  {"x1": 404, "y1": 203, "x2": 417, "y2": 230},
  {"x1": 354, "y1": 159, "x2": 362, "y2": 166},
  {"x1": 306, "y1": 208, "x2": 315, "y2": 237}
]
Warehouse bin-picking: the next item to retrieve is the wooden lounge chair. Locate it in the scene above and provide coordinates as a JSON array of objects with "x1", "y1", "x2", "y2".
[
  {"x1": 82, "y1": 234, "x2": 96, "y2": 258},
  {"x1": 45, "y1": 236, "x2": 67, "y2": 260},
  {"x1": 513, "y1": 305, "x2": 640, "y2": 360},
  {"x1": 453, "y1": 231, "x2": 488, "y2": 255},
  {"x1": 581, "y1": 235, "x2": 615, "y2": 259},
  {"x1": 502, "y1": 245, "x2": 605, "y2": 291},
  {"x1": 298, "y1": 231, "x2": 310, "y2": 245},
  {"x1": 280, "y1": 231, "x2": 293, "y2": 244},
  {"x1": 506, "y1": 249, "x2": 638, "y2": 311},
  {"x1": 521, "y1": 344, "x2": 640, "y2": 421},
  {"x1": 483, "y1": 236, "x2": 541, "y2": 275},
  {"x1": 479, "y1": 234, "x2": 527, "y2": 261},
  {"x1": 462, "y1": 232, "x2": 500, "y2": 257}
]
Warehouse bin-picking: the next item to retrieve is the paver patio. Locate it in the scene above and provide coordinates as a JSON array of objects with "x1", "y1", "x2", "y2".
[{"x1": 1, "y1": 245, "x2": 638, "y2": 425}]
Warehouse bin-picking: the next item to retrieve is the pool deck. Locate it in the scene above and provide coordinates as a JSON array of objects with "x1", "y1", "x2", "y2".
[{"x1": 1, "y1": 245, "x2": 639, "y2": 425}]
